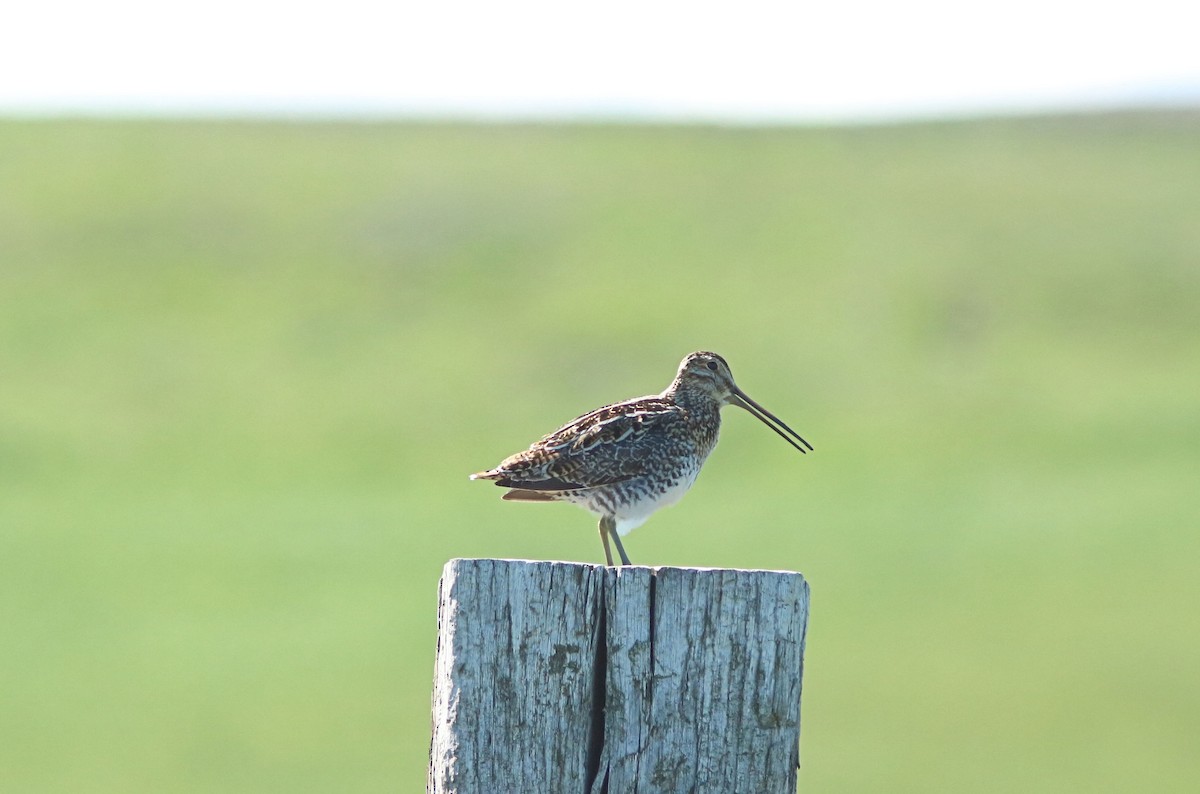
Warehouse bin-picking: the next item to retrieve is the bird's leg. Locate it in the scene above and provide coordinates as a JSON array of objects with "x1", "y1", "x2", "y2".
[
  {"x1": 608, "y1": 523, "x2": 633, "y2": 566},
  {"x1": 598, "y1": 517, "x2": 615, "y2": 567}
]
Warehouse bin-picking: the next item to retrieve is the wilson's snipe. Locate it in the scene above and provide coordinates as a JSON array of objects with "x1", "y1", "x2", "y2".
[{"x1": 470, "y1": 351, "x2": 812, "y2": 566}]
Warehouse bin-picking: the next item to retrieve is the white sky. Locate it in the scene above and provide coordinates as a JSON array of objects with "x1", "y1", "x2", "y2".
[{"x1": 3, "y1": 0, "x2": 1199, "y2": 121}]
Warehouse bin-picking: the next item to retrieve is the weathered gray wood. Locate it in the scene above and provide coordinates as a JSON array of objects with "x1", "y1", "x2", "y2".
[
  {"x1": 428, "y1": 559, "x2": 605, "y2": 793},
  {"x1": 428, "y1": 559, "x2": 810, "y2": 794},
  {"x1": 594, "y1": 566, "x2": 809, "y2": 793}
]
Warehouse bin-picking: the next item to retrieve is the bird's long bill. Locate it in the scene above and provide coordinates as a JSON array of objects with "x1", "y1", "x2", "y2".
[{"x1": 729, "y1": 388, "x2": 814, "y2": 453}]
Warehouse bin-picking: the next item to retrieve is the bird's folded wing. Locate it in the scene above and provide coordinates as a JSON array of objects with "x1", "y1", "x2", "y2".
[
  {"x1": 543, "y1": 399, "x2": 680, "y2": 454},
  {"x1": 479, "y1": 399, "x2": 681, "y2": 491}
]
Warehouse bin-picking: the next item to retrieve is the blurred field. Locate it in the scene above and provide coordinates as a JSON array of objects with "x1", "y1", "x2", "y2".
[{"x1": 1, "y1": 112, "x2": 1197, "y2": 792}]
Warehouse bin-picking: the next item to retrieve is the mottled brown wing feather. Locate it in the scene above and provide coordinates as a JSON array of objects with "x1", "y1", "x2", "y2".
[
  {"x1": 492, "y1": 475, "x2": 601, "y2": 491},
  {"x1": 479, "y1": 396, "x2": 682, "y2": 491}
]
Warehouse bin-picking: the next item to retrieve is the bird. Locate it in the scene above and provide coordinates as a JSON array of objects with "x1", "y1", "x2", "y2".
[{"x1": 469, "y1": 351, "x2": 812, "y2": 566}]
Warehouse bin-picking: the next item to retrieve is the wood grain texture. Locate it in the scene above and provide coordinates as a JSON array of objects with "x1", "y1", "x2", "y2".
[
  {"x1": 428, "y1": 559, "x2": 605, "y2": 793},
  {"x1": 429, "y1": 559, "x2": 809, "y2": 794}
]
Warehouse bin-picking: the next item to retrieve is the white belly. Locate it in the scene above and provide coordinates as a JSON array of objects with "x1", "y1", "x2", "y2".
[{"x1": 612, "y1": 468, "x2": 701, "y2": 537}]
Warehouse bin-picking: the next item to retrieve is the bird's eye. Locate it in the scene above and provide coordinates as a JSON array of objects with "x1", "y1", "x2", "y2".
[{"x1": 706, "y1": 361, "x2": 718, "y2": 371}]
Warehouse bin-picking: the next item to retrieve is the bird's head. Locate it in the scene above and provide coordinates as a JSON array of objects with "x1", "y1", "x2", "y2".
[
  {"x1": 671, "y1": 350, "x2": 813, "y2": 453},
  {"x1": 674, "y1": 351, "x2": 738, "y2": 403}
]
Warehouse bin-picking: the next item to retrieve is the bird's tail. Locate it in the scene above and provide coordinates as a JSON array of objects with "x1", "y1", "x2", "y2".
[{"x1": 500, "y1": 489, "x2": 557, "y2": 502}]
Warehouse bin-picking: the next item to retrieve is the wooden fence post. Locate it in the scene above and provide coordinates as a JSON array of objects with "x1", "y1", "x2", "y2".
[{"x1": 428, "y1": 558, "x2": 810, "y2": 794}]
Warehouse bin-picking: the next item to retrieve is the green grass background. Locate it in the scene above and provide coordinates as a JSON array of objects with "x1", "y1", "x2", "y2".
[{"x1": 1, "y1": 113, "x2": 1197, "y2": 791}]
